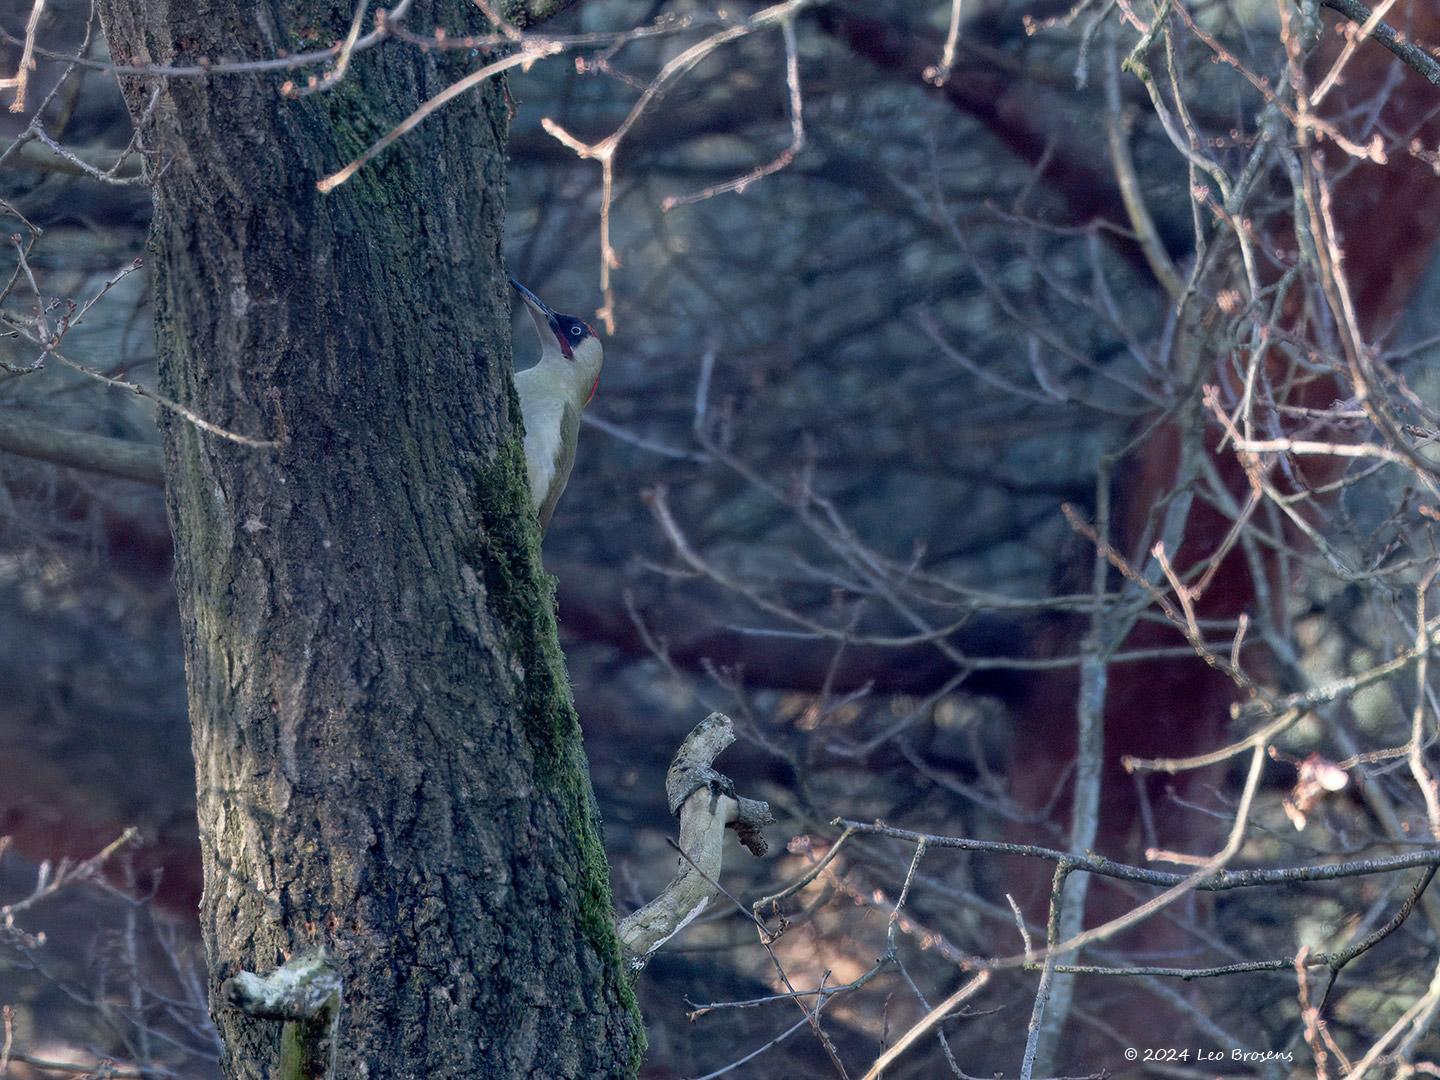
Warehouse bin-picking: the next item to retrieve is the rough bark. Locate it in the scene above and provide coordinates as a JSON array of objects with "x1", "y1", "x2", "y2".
[{"x1": 92, "y1": 2, "x2": 642, "y2": 1077}]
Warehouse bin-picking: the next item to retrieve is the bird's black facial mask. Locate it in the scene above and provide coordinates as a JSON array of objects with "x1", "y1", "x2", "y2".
[
  {"x1": 552, "y1": 314, "x2": 596, "y2": 361},
  {"x1": 552, "y1": 314, "x2": 600, "y2": 404},
  {"x1": 510, "y1": 277, "x2": 582, "y2": 360}
]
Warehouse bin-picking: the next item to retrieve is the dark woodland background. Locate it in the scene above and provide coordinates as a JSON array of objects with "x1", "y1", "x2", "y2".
[{"x1": 5, "y1": 0, "x2": 1440, "y2": 1076}]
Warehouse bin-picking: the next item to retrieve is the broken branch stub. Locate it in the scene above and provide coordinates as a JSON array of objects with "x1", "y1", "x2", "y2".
[
  {"x1": 222, "y1": 951, "x2": 342, "y2": 1080},
  {"x1": 618, "y1": 712, "x2": 774, "y2": 971}
]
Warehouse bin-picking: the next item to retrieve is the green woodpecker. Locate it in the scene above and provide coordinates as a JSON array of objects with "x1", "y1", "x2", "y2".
[{"x1": 509, "y1": 277, "x2": 603, "y2": 530}]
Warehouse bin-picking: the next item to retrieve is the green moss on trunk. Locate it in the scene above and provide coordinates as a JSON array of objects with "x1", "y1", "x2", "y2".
[
  {"x1": 98, "y1": 1, "x2": 646, "y2": 1074},
  {"x1": 471, "y1": 434, "x2": 646, "y2": 1071}
]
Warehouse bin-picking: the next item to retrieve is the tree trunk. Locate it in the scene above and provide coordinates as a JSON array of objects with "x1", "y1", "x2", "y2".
[{"x1": 92, "y1": 3, "x2": 643, "y2": 1076}]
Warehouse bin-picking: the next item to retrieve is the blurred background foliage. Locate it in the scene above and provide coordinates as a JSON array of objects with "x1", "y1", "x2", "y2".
[{"x1": 4, "y1": 0, "x2": 1440, "y2": 1076}]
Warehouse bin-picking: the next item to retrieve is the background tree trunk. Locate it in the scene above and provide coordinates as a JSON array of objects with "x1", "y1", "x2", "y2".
[{"x1": 91, "y1": 2, "x2": 643, "y2": 1076}]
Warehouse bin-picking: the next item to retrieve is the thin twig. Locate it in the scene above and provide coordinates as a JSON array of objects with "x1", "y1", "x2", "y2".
[
  {"x1": 317, "y1": 45, "x2": 560, "y2": 192},
  {"x1": 0, "y1": 0, "x2": 45, "y2": 113},
  {"x1": 45, "y1": 348, "x2": 279, "y2": 448},
  {"x1": 0, "y1": 0, "x2": 416, "y2": 80},
  {"x1": 663, "y1": 14, "x2": 806, "y2": 210},
  {"x1": 923, "y1": 0, "x2": 964, "y2": 86},
  {"x1": 858, "y1": 972, "x2": 991, "y2": 1080},
  {"x1": 293, "y1": 0, "x2": 369, "y2": 97},
  {"x1": 1318, "y1": 0, "x2": 1440, "y2": 88}
]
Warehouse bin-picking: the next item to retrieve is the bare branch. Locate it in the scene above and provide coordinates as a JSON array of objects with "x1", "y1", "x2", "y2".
[
  {"x1": 1319, "y1": 0, "x2": 1440, "y2": 88},
  {"x1": 317, "y1": 45, "x2": 561, "y2": 192},
  {"x1": 616, "y1": 713, "x2": 772, "y2": 970},
  {"x1": 0, "y1": 0, "x2": 45, "y2": 113},
  {"x1": 0, "y1": 411, "x2": 163, "y2": 484}
]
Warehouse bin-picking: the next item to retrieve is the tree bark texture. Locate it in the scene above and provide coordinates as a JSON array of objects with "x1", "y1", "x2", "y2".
[{"x1": 92, "y1": 3, "x2": 642, "y2": 1076}]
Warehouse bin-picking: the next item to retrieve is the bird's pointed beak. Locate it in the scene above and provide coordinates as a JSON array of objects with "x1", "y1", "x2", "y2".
[{"x1": 509, "y1": 277, "x2": 572, "y2": 359}]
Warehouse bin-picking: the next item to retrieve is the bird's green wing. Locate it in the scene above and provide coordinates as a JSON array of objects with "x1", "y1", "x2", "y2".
[{"x1": 537, "y1": 399, "x2": 582, "y2": 531}]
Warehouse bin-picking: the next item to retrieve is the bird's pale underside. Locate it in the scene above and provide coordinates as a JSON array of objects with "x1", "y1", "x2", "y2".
[{"x1": 509, "y1": 278, "x2": 604, "y2": 531}]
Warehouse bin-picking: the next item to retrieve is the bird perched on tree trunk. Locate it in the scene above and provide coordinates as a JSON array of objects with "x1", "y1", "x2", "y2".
[{"x1": 509, "y1": 278, "x2": 604, "y2": 531}]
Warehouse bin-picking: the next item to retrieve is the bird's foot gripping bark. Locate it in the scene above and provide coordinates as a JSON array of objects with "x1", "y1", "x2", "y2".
[{"x1": 617, "y1": 712, "x2": 774, "y2": 973}]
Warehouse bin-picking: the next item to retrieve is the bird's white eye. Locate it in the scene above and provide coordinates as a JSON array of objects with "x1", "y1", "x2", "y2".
[{"x1": 570, "y1": 325, "x2": 583, "y2": 337}]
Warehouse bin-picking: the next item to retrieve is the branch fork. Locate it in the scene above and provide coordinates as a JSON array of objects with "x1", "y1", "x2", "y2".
[{"x1": 617, "y1": 712, "x2": 773, "y2": 972}]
